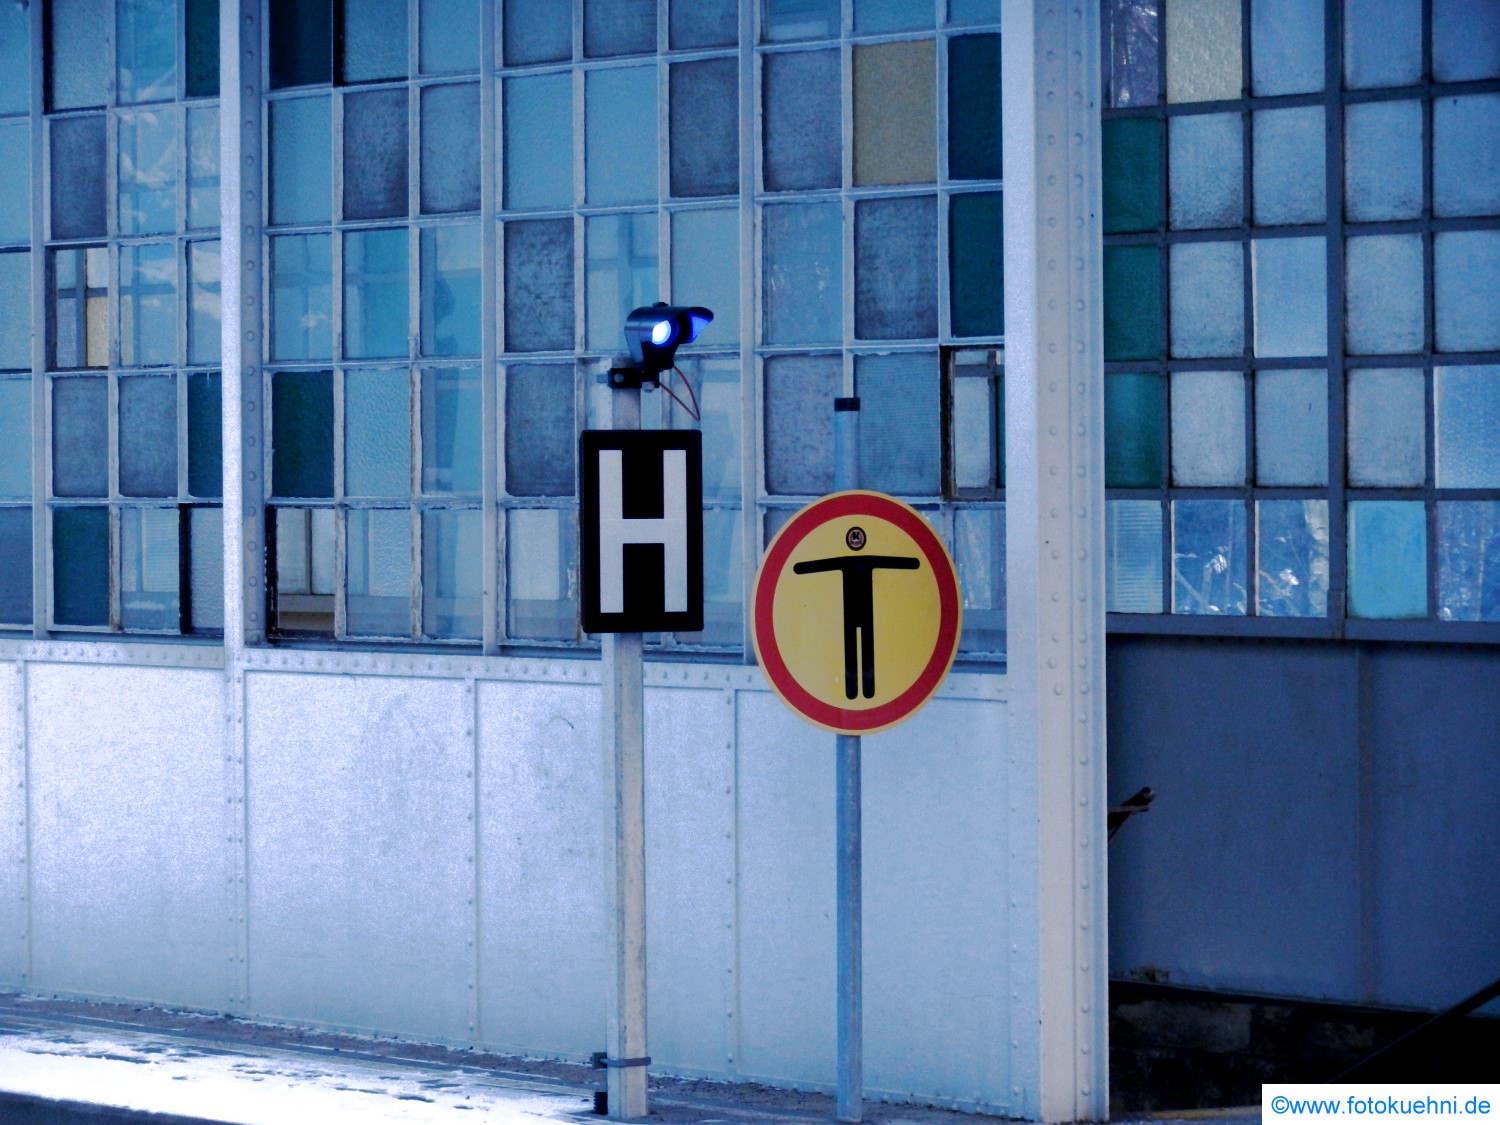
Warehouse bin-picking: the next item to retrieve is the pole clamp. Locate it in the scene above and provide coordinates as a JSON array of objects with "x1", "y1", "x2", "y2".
[{"x1": 591, "y1": 1052, "x2": 651, "y2": 1069}]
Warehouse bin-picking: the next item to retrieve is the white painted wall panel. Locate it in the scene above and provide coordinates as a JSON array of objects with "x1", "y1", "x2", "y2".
[
  {"x1": 644, "y1": 686, "x2": 737, "y2": 1076},
  {"x1": 476, "y1": 680, "x2": 608, "y2": 1058},
  {"x1": 245, "y1": 673, "x2": 473, "y2": 1041},
  {"x1": 27, "y1": 664, "x2": 228, "y2": 1009},
  {"x1": 0, "y1": 662, "x2": 24, "y2": 988}
]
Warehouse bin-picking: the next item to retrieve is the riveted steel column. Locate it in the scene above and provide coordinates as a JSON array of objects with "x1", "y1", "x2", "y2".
[{"x1": 1001, "y1": 0, "x2": 1109, "y2": 1120}]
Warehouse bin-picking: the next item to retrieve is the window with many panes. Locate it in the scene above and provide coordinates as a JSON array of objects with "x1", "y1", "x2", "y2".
[
  {"x1": 259, "y1": 0, "x2": 1007, "y2": 657},
  {"x1": 1102, "y1": 0, "x2": 1500, "y2": 634},
  {"x1": 0, "y1": 0, "x2": 225, "y2": 637}
]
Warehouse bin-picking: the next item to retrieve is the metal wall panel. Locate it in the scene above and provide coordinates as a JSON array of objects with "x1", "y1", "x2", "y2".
[
  {"x1": 26, "y1": 664, "x2": 229, "y2": 1008},
  {"x1": 244, "y1": 672, "x2": 474, "y2": 1040},
  {"x1": 0, "y1": 661, "x2": 24, "y2": 988}
]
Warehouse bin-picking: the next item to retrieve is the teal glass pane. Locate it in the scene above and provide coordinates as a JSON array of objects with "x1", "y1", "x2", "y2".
[
  {"x1": 347, "y1": 509, "x2": 413, "y2": 636},
  {"x1": 185, "y1": 0, "x2": 220, "y2": 97},
  {"x1": 0, "y1": 3, "x2": 27, "y2": 116},
  {"x1": 949, "y1": 34, "x2": 1001, "y2": 181},
  {"x1": 421, "y1": 224, "x2": 481, "y2": 357},
  {"x1": 345, "y1": 228, "x2": 409, "y2": 359},
  {"x1": 504, "y1": 0, "x2": 571, "y2": 65},
  {"x1": 1103, "y1": 245, "x2": 1162, "y2": 361},
  {"x1": 422, "y1": 507, "x2": 481, "y2": 638},
  {"x1": 270, "y1": 97, "x2": 331, "y2": 225},
  {"x1": 0, "y1": 123, "x2": 30, "y2": 245},
  {"x1": 345, "y1": 368, "x2": 410, "y2": 498},
  {"x1": 272, "y1": 371, "x2": 334, "y2": 498},
  {"x1": 342, "y1": 0, "x2": 407, "y2": 83},
  {"x1": 187, "y1": 371, "x2": 223, "y2": 499},
  {"x1": 504, "y1": 74, "x2": 573, "y2": 211},
  {"x1": 1256, "y1": 499, "x2": 1329, "y2": 617},
  {"x1": 507, "y1": 508, "x2": 576, "y2": 641},
  {"x1": 269, "y1": 0, "x2": 332, "y2": 89},
  {"x1": 119, "y1": 374, "x2": 177, "y2": 497},
  {"x1": 855, "y1": 352, "x2": 941, "y2": 495},
  {"x1": 505, "y1": 364, "x2": 574, "y2": 497},
  {"x1": 420, "y1": 0, "x2": 478, "y2": 73},
  {"x1": 422, "y1": 366, "x2": 481, "y2": 494},
  {"x1": 189, "y1": 240, "x2": 222, "y2": 365},
  {"x1": 763, "y1": 202, "x2": 841, "y2": 345},
  {"x1": 671, "y1": 59, "x2": 738, "y2": 199},
  {"x1": 0, "y1": 252, "x2": 30, "y2": 370},
  {"x1": 1435, "y1": 366, "x2": 1500, "y2": 488},
  {"x1": 117, "y1": 0, "x2": 176, "y2": 104},
  {"x1": 52, "y1": 505, "x2": 110, "y2": 626},
  {"x1": 1104, "y1": 372, "x2": 1163, "y2": 487},
  {"x1": 120, "y1": 242, "x2": 178, "y2": 367},
  {"x1": 1172, "y1": 499, "x2": 1247, "y2": 615},
  {"x1": 188, "y1": 507, "x2": 223, "y2": 632},
  {"x1": 0, "y1": 507, "x2": 31, "y2": 624},
  {"x1": 950, "y1": 191, "x2": 1004, "y2": 337},
  {"x1": 51, "y1": 376, "x2": 108, "y2": 498},
  {"x1": 671, "y1": 209, "x2": 739, "y2": 345},
  {"x1": 188, "y1": 107, "x2": 221, "y2": 230},
  {"x1": 1102, "y1": 117, "x2": 1161, "y2": 234},
  {"x1": 586, "y1": 66, "x2": 657, "y2": 205},
  {"x1": 586, "y1": 212, "x2": 658, "y2": 353},
  {"x1": 1106, "y1": 499, "x2": 1163, "y2": 613},
  {"x1": 421, "y1": 83, "x2": 480, "y2": 214},
  {"x1": 120, "y1": 506, "x2": 179, "y2": 630},
  {"x1": 271, "y1": 234, "x2": 333, "y2": 361},
  {"x1": 0, "y1": 378, "x2": 29, "y2": 499},
  {"x1": 344, "y1": 88, "x2": 409, "y2": 220},
  {"x1": 1437, "y1": 502, "x2": 1500, "y2": 622},
  {"x1": 1348, "y1": 501, "x2": 1427, "y2": 618},
  {"x1": 50, "y1": 0, "x2": 107, "y2": 110}
]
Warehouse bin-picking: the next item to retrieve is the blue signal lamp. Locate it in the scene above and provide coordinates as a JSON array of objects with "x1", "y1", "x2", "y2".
[{"x1": 607, "y1": 303, "x2": 714, "y2": 389}]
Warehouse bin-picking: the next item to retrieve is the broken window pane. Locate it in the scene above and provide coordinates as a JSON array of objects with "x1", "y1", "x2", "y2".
[
  {"x1": 272, "y1": 506, "x2": 335, "y2": 634},
  {"x1": 120, "y1": 506, "x2": 180, "y2": 630},
  {"x1": 119, "y1": 374, "x2": 178, "y2": 497},
  {"x1": 52, "y1": 247, "x2": 110, "y2": 369},
  {"x1": 51, "y1": 376, "x2": 108, "y2": 497}
]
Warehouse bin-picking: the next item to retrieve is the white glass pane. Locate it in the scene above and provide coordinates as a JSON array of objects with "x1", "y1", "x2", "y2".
[
  {"x1": 1253, "y1": 107, "x2": 1325, "y2": 225},
  {"x1": 1257, "y1": 500, "x2": 1330, "y2": 617},
  {"x1": 763, "y1": 202, "x2": 842, "y2": 345},
  {"x1": 1437, "y1": 502, "x2": 1500, "y2": 621},
  {"x1": 1171, "y1": 370, "x2": 1245, "y2": 485},
  {"x1": 586, "y1": 66, "x2": 657, "y2": 205},
  {"x1": 504, "y1": 74, "x2": 573, "y2": 211},
  {"x1": 507, "y1": 507, "x2": 577, "y2": 641},
  {"x1": 347, "y1": 508, "x2": 413, "y2": 636},
  {"x1": 1348, "y1": 500, "x2": 1426, "y2": 619},
  {"x1": 1344, "y1": 0, "x2": 1421, "y2": 88},
  {"x1": 1435, "y1": 366, "x2": 1500, "y2": 488},
  {"x1": 1256, "y1": 368, "x2": 1327, "y2": 486},
  {"x1": 121, "y1": 507, "x2": 179, "y2": 630},
  {"x1": 1106, "y1": 499, "x2": 1163, "y2": 613},
  {"x1": 1435, "y1": 231, "x2": 1500, "y2": 353},
  {"x1": 1433, "y1": 94, "x2": 1500, "y2": 219},
  {"x1": 1347, "y1": 368, "x2": 1425, "y2": 487},
  {"x1": 1346, "y1": 235, "x2": 1424, "y2": 355},
  {"x1": 1169, "y1": 113, "x2": 1243, "y2": 230},
  {"x1": 1170, "y1": 241, "x2": 1244, "y2": 358},
  {"x1": 118, "y1": 110, "x2": 177, "y2": 236},
  {"x1": 1172, "y1": 499, "x2": 1248, "y2": 615},
  {"x1": 1166, "y1": 0, "x2": 1241, "y2": 103},
  {"x1": 1253, "y1": 237, "x2": 1327, "y2": 358},
  {"x1": 671, "y1": 209, "x2": 738, "y2": 345},
  {"x1": 1344, "y1": 100, "x2": 1423, "y2": 222},
  {"x1": 1433, "y1": 0, "x2": 1500, "y2": 82},
  {"x1": 952, "y1": 370, "x2": 997, "y2": 490},
  {"x1": 1251, "y1": 0, "x2": 1323, "y2": 95},
  {"x1": 188, "y1": 507, "x2": 224, "y2": 632},
  {"x1": 587, "y1": 213, "x2": 659, "y2": 352}
]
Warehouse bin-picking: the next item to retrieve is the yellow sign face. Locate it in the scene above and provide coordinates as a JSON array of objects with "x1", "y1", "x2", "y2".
[{"x1": 753, "y1": 491, "x2": 961, "y2": 735}]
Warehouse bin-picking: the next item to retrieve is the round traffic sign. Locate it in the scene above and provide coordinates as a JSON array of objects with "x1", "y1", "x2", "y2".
[{"x1": 752, "y1": 491, "x2": 962, "y2": 735}]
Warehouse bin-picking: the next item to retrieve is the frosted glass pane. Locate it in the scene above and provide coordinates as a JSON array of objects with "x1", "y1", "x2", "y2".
[
  {"x1": 50, "y1": 116, "x2": 107, "y2": 239},
  {"x1": 345, "y1": 368, "x2": 411, "y2": 498},
  {"x1": 1166, "y1": 0, "x2": 1241, "y2": 103},
  {"x1": 347, "y1": 509, "x2": 412, "y2": 636},
  {"x1": 51, "y1": 377, "x2": 108, "y2": 498},
  {"x1": 954, "y1": 506, "x2": 1004, "y2": 653},
  {"x1": 856, "y1": 352, "x2": 941, "y2": 495},
  {"x1": 855, "y1": 0, "x2": 932, "y2": 32},
  {"x1": 504, "y1": 219, "x2": 574, "y2": 353},
  {"x1": 1347, "y1": 368, "x2": 1425, "y2": 487},
  {"x1": 0, "y1": 4, "x2": 27, "y2": 117},
  {"x1": 342, "y1": 0, "x2": 407, "y2": 82},
  {"x1": 1346, "y1": 235, "x2": 1423, "y2": 355},
  {"x1": 1437, "y1": 502, "x2": 1500, "y2": 621},
  {"x1": 1170, "y1": 370, "x2": 1245, "y2": 485},
  {"x1": 1348, "y1": 501, "x2": 1426, "y2": 618},
  {"x1": 949, "y1": 0, "x2": 1000, "y2": 24},
  {"x1": 187, "y1": 107, "x2": 221, "y2": 231},
  {"x1": 1257, "y1": 500, "x2": 1330, "y2": 617},
  {"x1": 420, "y1": 0, "x2": 478, "y2": 74},
  {"x1": 120, "y1": 242, "x2": 177, "y2": 368},
  {"x1": 1172, "y1": 499, "x2": 1248, "y2": 615},
  {"x1": 1433, "y1": 0, "x2": 1500, "y2": 81},
  {"x1": 504, "y1": 0, "x2": 570, "y2": 65},
  {"x1": 119, "y1": 374, "x2": 177, "y2": 497},
  {"x1": 763, "y1": 0, "x2": 839, "y2": 42},
  {"x1": 1433, "y1": 94, "x2": 1500, "y2": 219},
  {"x1": 672, "y1": 209, "x2": 738, "y2": 345},
  {"x1": 270, "y1": 234, "x2": 333, "y2": 361},
  {"x1": 669, "y1": 357, "x2": 741, "y2": 501},
  {"x1": 505, "y1": 363, "x2": 574, "y2": 497},
  {"x1": 1434, "y1": 231, "x2": 1500, "y2": 353},
  {"x1": 0, "y1": 379, "x2": 28, "y2": 499},
  {"x1": 420, "y1": 83, "x2": 481, "y2": 214},
  {"x1": 421, "y1": 224, "x2": 481, "y2": 357},
  {"x1": 763, "y1": 49, "x2": 840, "y2": 192},
  {"x1": 1251, "y1": 0, "x2": 1323, "y2": 95},
  {"x1": 1253, "y1": 237, "x2": 1327, "y2": 358},
  {"x1": 120, "y1": 507, "x2": 179, "y2": 630},
  {"x1": 344, "y1": 88, "x2": 410, "y2": 221},
  {"x1": 270, "y1": 97, "x2": 331, "y2": 226},
  {"x1": 1106, "y1": 500, "x2": 1163, "y2": 613},
  {"x1": 671, "y1": 59, "x2": 738, "y2": 198},
  {"x1": 585, "y1": 0, "x2": 655, "y2": 57},
  {"x1": 1435, "y1": 366, "x2": 1500, "y2": 488},
  {"x1": 118, "y1": 111, "x2": 176, "y2": 236},
  {"x1": 1253, "y1": 107, "x2": 1325, "y2": 225},
  {"x1": 1344, "y1": 101, "x2": 1423, "y2": 222},
  {"x1": 421, "y1": 367, "x2": 481, "y2": 494},
  {"x1": 854, "y1": 195, "x2": 937, "y2": 340},
  {"x1": 188, "y1": 240, "x2": 221, "y2": 366},
  {"x1": 854, "y1": 41, "x2": 935, "y2": 187},
  {"x1": 586, "y1": 67, "x2": 657, "y2": 205},
  {"x1": 1344, "y1": 0, "x2": 1421, "y2": 88},
  {"x1": 1169, "y1": 113, "x2": 1242, "y2": 230},
  {"x1": 50, "y1": 0, "x2": 107, "y2": 110},
  {"x1": 763, "y1": 353, "x2": 838, "y2": 495},
  {"x1": 0, "y1": 124, "x2": 28, "y2": 246},
  {"x1": 422, "y1": 507, "x2": 481, "y2": 638},
  {"x1": 1170, "y1": 242, "x2": 1244, "y2": 358},
  {"x1": 671, "y1": 0, "x2": 736, "y2": 48},
  {"x1": 1104, "y1": 0, "x2": 1160, "y2": 108},
  {"x1": 344, "y1": 228, "x2": 410, "y2": 360},
  {"x1": 188, "y1": 507, "x2": 223, "y2": 632},
  {"x1": 1256, "y1": 369, "x2": 1327, "y2": 486},
  {"x1": 1104, "y1": 245, "x2": 1163, "y2": 360},
  {"x1": 117, "y1": 0, "x2": 175, "y2": 105},
  {"x1": 763, "y1": 203, "x2": 841, "y2": 345},
  {"x1": 507, "y1": 508, "x2": 577, "y2": 641},
  {"x1": 0, "y1": 252, "x2": 30, "y2": 370},
  {"x1": 587, "y1": 213, "x2": 659, "y2": 352},
  {"x1": 504, "y1": 74, "x2": 573, "y2": 211}
]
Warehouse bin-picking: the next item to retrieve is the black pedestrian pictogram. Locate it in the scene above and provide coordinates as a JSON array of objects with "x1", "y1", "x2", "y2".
[{"x1": 792, "y1": 532, "x2": 921, "y2": 700}]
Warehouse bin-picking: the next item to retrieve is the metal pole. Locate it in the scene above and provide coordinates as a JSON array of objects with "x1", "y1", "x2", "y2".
[
  {"x1": 604, "y1": 385, "x2": 649, "y2": 1120},
  {"x1": 833, "y1": 397, "x2": 861, "y2": 1123}
]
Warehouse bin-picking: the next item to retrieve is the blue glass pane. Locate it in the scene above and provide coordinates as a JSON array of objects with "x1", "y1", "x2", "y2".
[
  {"x1": 1170, "y1": 370, "x2": 1245, "y2": 486},
  {"x1": 1103, "y1": 0, "x2": 1160, "y2": 108},
  {"x1": 671, "y1": 0, "x2": 736, "y2": 48},
  {"x1": 1170, "y1": 242, "x2": 1244, "y2": 358},
  {"x1": 188, "y1": 107, "x2": 221, "y2": 231},
  {"x1": 672, "y1": 209, "x2": 739, "y2": 345},
  {"x1": 117, "y1": 0, "x2": 176, "y2": 104},
  {"x1": 120, "y1": 506, "x2": 179, "y2": 630},
  {"x1": 1172, "y1": 500, "x2": 1248, "y2": 615},
  {"x1": 855, "y1": 0, "x2": 933, "y2": 32},
  {"x1": 421, "y1": 366, "x2": 481, "y2": 495},
  {"x1": 683, "y1": 507, "x2": 743, "y2": 647},
  {"x1": 1347, "y1": 368, "x2": 1425, "y2": 488},
  {"x1": 50, "y1": 0, "x2": 107, "y2": 110},
  {"x1": 764, "y1": 0, "x2": 839, "y2": 41},
  {"x1": 343, "y1": 88, "x2": 409, "y2": 220},
  {"x1": 347, "y1": 509, "x2": 412, "y2": 636},
  {"x1": 344, "y1": 229, "x2": 410, "y2": 359},
  {"x1": 1106, "y1": 499, "x2": 1163, "y2": 613},
  {"x1": 507, "y1": 508, "x2": 576, "y2": 640},
  {"x1": 271, "y1": 234, "x2": 333, "y2": 361},
  {"x1": 505, "y1": 364, "x2": 574, "y2": 497},
  {"x1": 342, "y1": 0, "x2": 407, "y2": 82},
  {"x1": 345, "y1": 368, "x2": 411, "y2": 498},
  {"x1": 1257, "y1": 499, "x2": 1329, "y2": 617},
  {"x1": 505, "y1": 0, "x2": 571, "y2": 65},
  {"x1": 185, "y1": 0, "x2": 219, "y2": 98},
  {"x1": 763, "y1": 353, "x2": 838, "y2": 495},
  {"x1": 0, "y1": 378, "x2": 29, "y2": 500},
  {"x1": 1169, "y1": 113, "x2": 1242, "y2": 230},
  {"x1": 0, "y1": 123, "x2": 29, "y2": 245},
  {"x1": 1251, "y1": 0, "x2": 1322, "y2": 94},
  {"x1": 1437, "y1": 502, "x2": 1500, "y2": 621},
  {"x1": 671, "y1": 59, "x2": 738, "y2": 198},
  {"x1": 189, "y1": 240, "x2": 222, "y2": 366},
  {"x1": 1433, "y1": 0, "x2": 1500, "y2": 82},
  {"x1": 0, "y1": 507, "x2": 30, "y2": 624},
  {"x1": 1348, "y1": 500, "x2": 1427, "y2": 618},
  {"x1": 272, "y1": 371, "x2": 334, "y2": 499},
  {"x1": 1253, "y1": 107, "x2": 1325, "y2": 225},
  {"x1": 763, "y1": 203, "x2": 841, "y2": 345},
  {"x1": 420, "y1": 0, "x2": 479, "y2": 74},
  {"x1": 504, "y1": 74, "x2": 573, "y2": 211},
  {"x1": 120, "y1": 242, "x2": 178, "y2": 367},
  {"x1": 953, "y1": 506, "x2": 1004, "y2": 654},
  {"x1": 855, "y1": 352, "x2": 941, "y2": 495},
  {"x1": 1345, "y1": 101, "x2": 1423, "y2": 222},
  {"x1": 0, "y1": 3, "x2": 27, "y2": 116},
  {"x1": 1344, "y1": 0, "x2": 1421, "y2": 88},
  {"x1": 1253, "y1": 237, "x2": 1327, "y2": 358},
  {"x1": 422, "y1": 224, "x2": 481, "y2": 357},
  {"x1": 421, "y1": 83, "x2": 481, "y2": 214},
  {"x1": 504, "y1": 220, "x2": 574, "y2": 353},
  {"x1": 669, "y1": 356, "x2": 740, "y2": 500},
  {"x1": 0, "y1": 252, "x2": 31, "y2": 370},
  {"x1": 1434, "y1": 231, "x2": 1500, "y2": 353},
  {"x1": 586, "y1": 66, "x2": 657, "y2": 205},
  {"x1": 119, "y1": 374, "x2": 177, "y2": 497},
  {"x1": 50, "y1": 116, "x2": 107, "y2": 239},
  {"x1": 585, "y1": 0, "x2": 656, "y2": 57},
  {"x1": 51, "y1": 376, "x2": 108, "y2": 498},
  {"x1": 422, "y1": 507, "x2": 482, "y2": 638},
  {"x1": 586, "y1": 213, "x2": 658, "y2": 352},
  {"x1": 855, "y1": 195, "x2": 937, "y2": 340},
  {"x1": 1347, "y1": 235, "x2": 1423, "y2": 356},
  {"x1": 1255, "y1": 368, "x2": 1327, "y2": 486},
  {"x1": 1433, "y1": 94, "x2": 1500, "y2": 219},
  {"x1": 270, "y1": 97, "x2": 331, "y2": 226},
  {"x1": 762, "y1": 49, "x2": 840, "y2": 192},
  {"x1": 1435, "y1": 366, "x2": 1500, "y2": 488}
]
